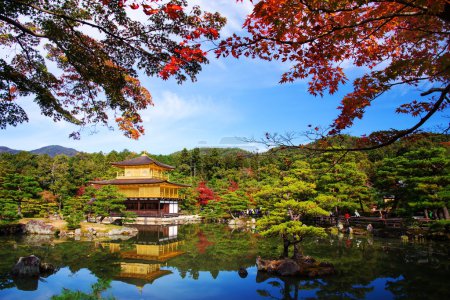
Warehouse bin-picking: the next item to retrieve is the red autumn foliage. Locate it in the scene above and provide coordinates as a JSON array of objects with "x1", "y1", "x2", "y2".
[
  {"x1": 40, "y1": 190, "x2": 58, "y2": 203},
  {"x1": 76, "y1": 186, "x2": 86, "y2": 196},
  {"x1": 228, "y1": 180, "x2": 239, "y2": 192},
  {"x1": 1, "y1": 0, "x2": 225, "y2": 140},
  {"x1": 196, "y1": 230, "x2": 214, "y2": 254},
  {"x1": 196, "y1": 181, "x2": 216, "y2": 205},
  {"x1": 218, "y1": 1, "x2": 449, "y2": 146}
]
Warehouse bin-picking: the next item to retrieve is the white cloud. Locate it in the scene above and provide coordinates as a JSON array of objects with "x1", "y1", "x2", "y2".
[
  {"x1": 195, "y1": 0, "x2": 253, "y2": 37},
  {"x1": 142, "y1": 91, "x2": 237, "y2": 123}
]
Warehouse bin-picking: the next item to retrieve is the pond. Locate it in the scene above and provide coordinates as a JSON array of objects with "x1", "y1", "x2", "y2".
[{"x1": 0, "y1": 224, "x2": 449, "y2": 300}]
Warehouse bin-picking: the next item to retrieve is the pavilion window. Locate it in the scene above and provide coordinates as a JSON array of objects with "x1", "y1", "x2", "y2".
[
  {"x1": 140, "y1": 202, "x2": 159, "y2": 210},
  {"x1": 126, "y1": 202, "x2": 139, "y2": 210}
]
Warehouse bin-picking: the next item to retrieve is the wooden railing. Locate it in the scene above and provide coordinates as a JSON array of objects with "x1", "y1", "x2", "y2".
[
  {"x1": 312, "y1": 216, "x2": 407, "y2": 229},
  {"x1": 116, "y1": 173, "x2": 169, "y2": 180}
]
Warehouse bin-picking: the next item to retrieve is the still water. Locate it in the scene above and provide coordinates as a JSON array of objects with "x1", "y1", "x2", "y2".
[{"x1": 0, "y1": 224, "x2": 449, "y2": 300}]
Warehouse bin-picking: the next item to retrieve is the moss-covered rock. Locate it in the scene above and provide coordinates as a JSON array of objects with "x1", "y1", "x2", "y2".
[{"x1": 256, "y1": 256, "x2": 335, "y2": 277}]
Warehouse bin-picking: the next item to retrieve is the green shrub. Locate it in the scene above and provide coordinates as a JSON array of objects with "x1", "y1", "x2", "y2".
[
  {"x1": 121, "y1": 211, "x2": 137, "y2": 225},
  {"x1": 65, "y1": 211, "x2": 84, "y2": 230},
  {"x1": 428, "y1": 220, "x2": 450, "y2": 233}
]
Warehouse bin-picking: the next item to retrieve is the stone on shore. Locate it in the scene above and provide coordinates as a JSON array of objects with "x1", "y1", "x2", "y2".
[
  {"x1": 108, "y1": 227, "x2": 138, "y2": 236},
  {"x1": 228, "y1": 219, "x2": 246, "y2": 227},
  {"x1": 24, "y1": 220, "x2": 55, "y2": 235},
  {"x1": 256, "y1": 256, "x2": 335, "y2": 278}
]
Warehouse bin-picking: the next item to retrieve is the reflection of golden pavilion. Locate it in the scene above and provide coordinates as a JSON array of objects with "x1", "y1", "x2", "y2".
[
  {"x1": 101, "y1": 240, "x2": 185, "y2": 261},
  {"x1": 118, "y1": 262, "x2": 172, "y2": 286},
  {"x1": 100, "y1": 228, "x2": 184, "y2": 290},
  {"x1": 121, "y1": 241, "x2": 184, "y2": 261}
]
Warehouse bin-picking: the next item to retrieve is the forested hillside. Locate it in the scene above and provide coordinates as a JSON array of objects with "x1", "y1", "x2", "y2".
[{"x1": 0, "y1": 133, "x2": 448, "y2": 222}]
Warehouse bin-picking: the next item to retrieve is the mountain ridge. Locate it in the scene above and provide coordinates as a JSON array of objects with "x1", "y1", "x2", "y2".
[{"x1": 0, "y1": 145, "x2": 79, "y2": 157}]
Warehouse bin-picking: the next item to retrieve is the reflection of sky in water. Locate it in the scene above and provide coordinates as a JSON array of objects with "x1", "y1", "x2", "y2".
[
  {"x1": 0, "y1": 226, "x2": 448, "y2": 300},
  {"x1": 102, "y1": 268, "x2": 400, "y2": 300},
  {"x1": 0, "y1": 267, "x2": 404, "y2": 300},
  {"x1": 0, "y1": 268, "x2": 98, "y2": 300},
  {"x1": 364, "y1": 276, "x2": 403, "y2": 300}
]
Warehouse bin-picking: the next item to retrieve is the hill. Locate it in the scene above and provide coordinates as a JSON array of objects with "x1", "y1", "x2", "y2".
[
  {"x1": 0, "y1": 146, "x2": 20, "y2": 154},
  {"x1": 0, "y1": 145, "x2": 79, "y2": 157},
  {"x1": 30, "y1": 145, "x2": 79, "y2": 157}
]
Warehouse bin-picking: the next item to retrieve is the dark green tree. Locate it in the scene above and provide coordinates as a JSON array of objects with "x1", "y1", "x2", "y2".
[
  {"x1": 90, "y1": 185, "x2": 127, "y2": 222},
  {"x1": 0, "y1": 173, "x2": 42, "y2": 218},
  {"x1": 258, "y1": 200, "x2": 328, "y2": 259},
  {"x1": 219, "y1": 191, "x2": 250, "y2": 219},
  {"x1": 375, "y1": 147, "x2": 449, "y2": 219},
  {"x1": 50, "y1": 155, "x2": 72, "y2": 212},
  {"x1": 311, "y1": 151, "x2": 374, "y2": 215}
]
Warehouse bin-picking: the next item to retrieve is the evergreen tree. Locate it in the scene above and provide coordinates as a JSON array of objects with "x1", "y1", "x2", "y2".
[
  {"x1": 258, "y1": 200, "x2": 328, "y2": 259},
  {"x1": 311, "y1": 152, "x2": 374, "y2": 215},
  {"x1": 50, "y1": 155, "x2": 72, "y2": 212},
  {"x1": 90, "y1": 186, "x2": 127, "y2": 222},
  {"x1": 0, "y1": 174, "x2": 42, "y2": 218},
  {"x1": 220, "y1": 191, "x2": 250, "y2": 219},
  {"x1": 375, "y1": 147, "x2": 449, "y2": 218}
]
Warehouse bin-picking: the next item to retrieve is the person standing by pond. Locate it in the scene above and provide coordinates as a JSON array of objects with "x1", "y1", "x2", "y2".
[{"x1": 344, "y1": 212, "x2": 350, "y2": 225}]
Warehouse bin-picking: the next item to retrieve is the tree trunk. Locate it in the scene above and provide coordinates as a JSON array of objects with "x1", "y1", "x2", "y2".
[
  {"x1": 335, "y1": 206, "x2": 339, "y2": 226},
  {"x1": 443, "y1": 206, "x2": 450, "y2": 220},
  {"x1": 292, "y1": 242, "x2": 302, "y2": 260},
  {"x1": 58, "y1": 198, "x2": 62, "y2": 214},
  {"x1": 282, "y1": 238, "x2": 290, "y2": 258},
  {"x1": 424, "y1": 208, "x2": 429, "y2": 219},
  {"x1": 17, "y1": 200, "x2": 22, "y2": 217}
]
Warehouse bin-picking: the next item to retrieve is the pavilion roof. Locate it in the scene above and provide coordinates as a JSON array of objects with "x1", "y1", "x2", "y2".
[
  {"x1": 111, "y1": 155, "x2": 175, "y2": 170},
  {"x1": 90, "y1": 178, "x2": 190, "y2": 187}
]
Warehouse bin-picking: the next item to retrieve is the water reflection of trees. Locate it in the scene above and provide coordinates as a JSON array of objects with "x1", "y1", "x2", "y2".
[
  {"x1": 256, "y1": 271, "x2": 322, "y2": 300},
  {"x1": 0, "y1": 225, "x2": 449, "y2": 299},
  {"x1": 262, "y1": 235, "x2": 450, "y2": 300},
  {"x1": 167, "y1": 224, "x2": 264, "y2": 279},
  {"x1": 0, "y1": 237, "x2": 121, "y2": 291}
]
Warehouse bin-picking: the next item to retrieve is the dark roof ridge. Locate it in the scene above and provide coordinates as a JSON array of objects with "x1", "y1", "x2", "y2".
[{"x1": 111, "y1": 155, "x2": 175, "y2": 169}]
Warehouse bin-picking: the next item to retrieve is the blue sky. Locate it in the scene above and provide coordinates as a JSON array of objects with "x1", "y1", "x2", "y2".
[{"x1": 1, "y1": 1, "x2": 447, "y2": 154}]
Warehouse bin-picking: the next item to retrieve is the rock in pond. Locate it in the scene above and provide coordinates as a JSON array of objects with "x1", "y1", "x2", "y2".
[
  {"x1": 11, "y1": 255, "x2": 41, "y2": 277},
  {"x1": 24, "y1": 220, "x2": 55, "y2": 235},
  {"x1": 11, "y1": 255, "x2": 57, "y2": 277},
  {"x1": 108, "y1": 227, "x2": 138, "y2": 236},
  {"x1": 11, "y1": 255, "x2": 57, "y2": 291},
  {"x1": 238, "y1": 267, "x2": 248, "y2": 278},
  {"x1": 256, "y1": 256, "x2": 335, "y2": 278}
]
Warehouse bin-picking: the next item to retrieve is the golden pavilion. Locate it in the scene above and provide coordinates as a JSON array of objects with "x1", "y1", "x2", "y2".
[{"x1": 91, "y1": 154, "x2": 189, "y2": 217}]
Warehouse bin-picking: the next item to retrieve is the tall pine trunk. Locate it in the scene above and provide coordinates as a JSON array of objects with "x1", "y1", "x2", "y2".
[
  {"x1": 17, "y1": 200, "x2": 22, "y2": 217},
  {"x1": 282, "y1": 238, "x2": 290, "y2": 258},
  {"x1": 292, "y1": 242, "x2": 302, "y2": 260},
  {"x1": 443, "y1": 206, "x2": 449, "y2": 220}
]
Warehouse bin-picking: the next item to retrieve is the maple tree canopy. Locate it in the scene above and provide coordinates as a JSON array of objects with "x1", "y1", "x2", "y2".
[
  {"x1": 0, "y1": 0, "x2": 225, "y2": 139},
  {"x1": 218, "y1": 0, "x2": 449, "y2": 150}
]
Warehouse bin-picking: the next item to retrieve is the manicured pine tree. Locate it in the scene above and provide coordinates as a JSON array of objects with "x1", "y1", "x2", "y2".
[
  {"x1": 256, "y1": 160, "x2": 328, "y2": 258},
  {"x1": 375, "y1": 147, "x2": 449, "y2": 219},
  {"x1": 311, "y1": 151, "x2": 374, "y2": 216},
  {"x1": 0, "y1": 174, "x2": 42, "y2": 218}
]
